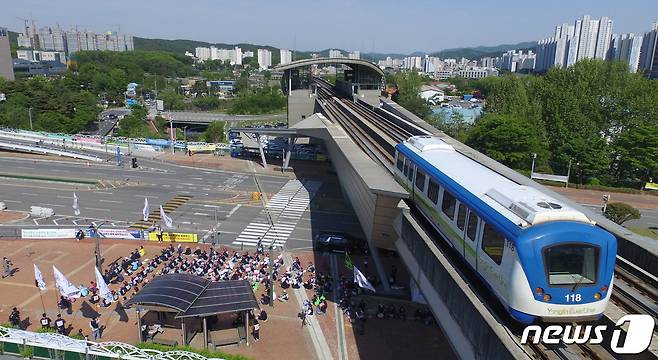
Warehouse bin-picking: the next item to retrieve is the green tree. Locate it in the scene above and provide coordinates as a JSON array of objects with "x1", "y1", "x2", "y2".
[
  {"x1": 202, "y1": 121, "x2": 226, "y2": 143},
  {"x1": 465, "y1": 113, "x2": 545, "y2": 170},
  {"x1": 115, "y1": 106, "x2": 151, "y2": 138},
  {"x1": 604, "y1": 202, "x2": 641, "y2": 225},
  {"x1": 158, "y1": 91, "x2": 187, "y2": 111},
  {"x1": 613, "y1": 124, "x2": 658, "y2": 184},
  {"x1": 389, "y1": 72, "x2": 431, "y2": 119}
]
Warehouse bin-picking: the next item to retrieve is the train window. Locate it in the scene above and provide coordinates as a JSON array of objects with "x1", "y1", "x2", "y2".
[
  {"x1": 457, "y1": 203, "x2": 467, "y2": 230},
  {"x1": 466, "y1": 212, "x2": 478, "y2": 241},
  {"x1": 544, "y1": 245, "x2": 599, "y2": 286},
  {"x1": 428, "y1": 180, "x2": 439, "y2": 204},
  {"x1": 415, "y1": 170, "x2": 426, "y2": 192},
  {"x1": 406, "y1": 163, "x2": 414, "y2": 181},
  {"x1": 403, "y1": 160, "x2": 409, "y2": 177},
  {"x1": 481, "y1": 223, "x2": 505, "y2": 265},
  {"x1": 441, "y1": 190, "x2": 456, "y2": 220},
  {"x1": 396, "y1": 154, "x2": 404, "y2": 172}
]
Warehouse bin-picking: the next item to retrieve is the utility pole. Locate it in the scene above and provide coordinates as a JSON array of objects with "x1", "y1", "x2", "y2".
[
  {"x1": 530, "y1": 153, "x2": 537, "y2": 178},
  {"x1": 28, "y1": 107, "x2": 33, "y2": 130},
  {"x1": 170, "y1": 119, "x2": 175, "y2": 154}
]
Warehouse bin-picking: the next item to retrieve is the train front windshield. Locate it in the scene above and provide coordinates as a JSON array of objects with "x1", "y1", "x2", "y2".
[{"x1": 544, "y1": 244, "x2": 599, "y2": 286}]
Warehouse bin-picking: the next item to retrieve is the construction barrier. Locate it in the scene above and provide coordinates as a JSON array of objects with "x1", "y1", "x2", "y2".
[
  {"x1": 148, "y1": 232, "x2": 198, "y2": 243},
  {"x1": 21, "y1": 228, "x2": 75, "y2": 239}
]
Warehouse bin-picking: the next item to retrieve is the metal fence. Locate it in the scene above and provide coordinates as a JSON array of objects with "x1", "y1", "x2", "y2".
[{"x1": 0, "y1": 327, "x2": 225, "y2": 360}]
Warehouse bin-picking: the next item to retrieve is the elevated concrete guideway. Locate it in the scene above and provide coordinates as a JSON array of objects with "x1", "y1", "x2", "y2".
[{"x1": 274, "y1": 58, "x2": 385, "y2": 127}]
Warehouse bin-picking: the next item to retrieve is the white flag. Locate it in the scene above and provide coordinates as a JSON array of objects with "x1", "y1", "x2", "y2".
[
  {"x1": 353, "y1": 266, "x2": 376, "y2": 292},
  {"x1": 143, "y1": 197, "x2": 150, "y2": 222},
  {"x1": 72, "y1": 192, "x2": 80, "y2": 216},
  {"x1": 34, "y1": 264, "x2": 46, "y2": 290},
  {"x1": 160, "y1": 205, "x2": 173, "y2": 229},
  {"x1": 94, "y1": 267, "x2": 112, "y2": 300},
  {"x1": 52, "y1": 266, "x2": 80, "y2": 298}
]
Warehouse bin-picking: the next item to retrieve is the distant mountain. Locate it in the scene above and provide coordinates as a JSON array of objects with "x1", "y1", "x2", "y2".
[{"x1": 429, "y1": 41, "x2": 537, "y2": 59}]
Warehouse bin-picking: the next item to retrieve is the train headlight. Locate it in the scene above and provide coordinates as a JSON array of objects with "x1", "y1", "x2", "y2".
[
  {"x1": 594, "y1": 292, "x2": 601, "y2": 300},
  {"x1": 542, "y1": 294, "x2": 551, "y2": 302},
  {"x1": 535, "y1": 287, "x2": 544, "y2": 295}
]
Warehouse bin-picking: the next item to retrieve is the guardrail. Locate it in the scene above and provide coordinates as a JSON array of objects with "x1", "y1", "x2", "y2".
[
  {"x1": 0, "y1": 141, "x2": 103, "y2": 162},
  {"x1": 0, "y1": 326, "x2": 225, "y2": 360}
]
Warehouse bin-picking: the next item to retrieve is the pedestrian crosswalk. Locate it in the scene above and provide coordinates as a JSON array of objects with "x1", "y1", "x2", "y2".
[
  {"x1": 129, "y1": 195, "x2": 192, "y2": 230},
  {"x1": 232, "y1": 179, "x2": 321, "y2": 248}
]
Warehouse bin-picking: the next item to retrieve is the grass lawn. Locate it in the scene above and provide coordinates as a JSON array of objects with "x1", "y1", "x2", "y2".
[{"x1": 627, "y1": 227, "x2": 658, "y2": 240}]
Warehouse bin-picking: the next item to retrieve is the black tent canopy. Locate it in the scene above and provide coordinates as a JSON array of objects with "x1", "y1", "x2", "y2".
[
  {"x1": 125, "y1": 274, "x2": 258, "y2": 348},
  {"x1": 125, "y1": 273, "x2": 258, "y2": 317}
]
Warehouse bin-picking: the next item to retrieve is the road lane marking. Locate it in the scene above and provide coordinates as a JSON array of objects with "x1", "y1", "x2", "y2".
[
  {"x1": 87, "y1": 207, "x2": 111, "y2": 212},
  {"x1": 99, "y1": 199, "x2": 122, "y2": 204}
]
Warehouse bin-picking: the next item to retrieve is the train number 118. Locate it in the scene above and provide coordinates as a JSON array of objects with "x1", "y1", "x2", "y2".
[{"x1": 565, "y1": 294, "x2": 581, "y2": 302}]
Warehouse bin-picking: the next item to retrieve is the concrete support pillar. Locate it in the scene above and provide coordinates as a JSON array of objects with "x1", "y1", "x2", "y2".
[
  {"x1": 244, "y1": 311, "x2": 249, "y2": 346},
  {"x1": 181, "y1": 319, "x2": 187, "y2": 346},
  {"x1": 368, "y1": 241, "x2": 392, "y2": 293},
  {"x1": 202, "y1": 317, "x2": 208, "y2": 349},
  {"x1": 256, "y1": 134, "x2": 267, "y2": 169},
  {"x1": 136, "y1": 309, "x2": 142, "y2": 343},
  {"x1": 283, "y1": 137, "x2": 295, "y2": 169}
]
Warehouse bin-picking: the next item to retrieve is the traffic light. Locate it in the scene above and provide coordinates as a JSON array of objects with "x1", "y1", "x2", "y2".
[{"x1": 131, "y1": 157, "x2": 138, "y2": 168}]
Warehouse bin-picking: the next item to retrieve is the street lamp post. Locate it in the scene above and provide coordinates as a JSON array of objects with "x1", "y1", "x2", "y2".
[
  {"x1": 28, "y1": 107, "x2": 33, "y2": 130},
  {"x1": 530, "y1": 153, "x2": 537, "y2": 178},
  {"x1": 566, "y1": 159, "x2": 573, "y2": 188},
  {"x1": 169, "y1": 119, "x2": 175, "y2": 154},
  {"x1": 269, "y1": 244, "x2": 276, "y2": 308}
]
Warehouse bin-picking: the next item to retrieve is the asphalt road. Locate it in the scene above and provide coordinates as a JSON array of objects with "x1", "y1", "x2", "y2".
[
  {"x1": 0, "y1": 153, "x2": 362, "y2": 250},
  {"x1": 96, "y1": 108, "x2": 132, "y2": 136}
]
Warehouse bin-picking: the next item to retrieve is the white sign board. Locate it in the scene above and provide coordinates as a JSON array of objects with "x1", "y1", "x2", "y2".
[
  {"x1": 156, "y1": 100, "x2": 164, "y2": 111},
  {"x1": 21, "y1": 228, "x2": 76, "y2": 239}
]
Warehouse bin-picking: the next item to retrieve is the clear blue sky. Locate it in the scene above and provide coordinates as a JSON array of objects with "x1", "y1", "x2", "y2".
[{"x1": 2, "y1": 0, "x2": 657, "y2": 54}]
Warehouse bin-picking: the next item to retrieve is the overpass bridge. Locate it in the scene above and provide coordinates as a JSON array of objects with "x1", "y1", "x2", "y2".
[
  {"x1": 236, "y1": 58, "x2": 658, "y2": 359},
  {"x1": 162, "y1": 111, "x2": 287, "y2": 125}
]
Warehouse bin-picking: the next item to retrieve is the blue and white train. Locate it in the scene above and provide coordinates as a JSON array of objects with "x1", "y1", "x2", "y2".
[{"x1": 394, "y1": 136, "x2": 617, "y2": 324}]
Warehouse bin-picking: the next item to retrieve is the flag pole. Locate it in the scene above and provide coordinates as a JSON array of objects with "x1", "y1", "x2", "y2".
[{"x1": 38, "y1": 290, "x2": 46, "y2": 315}]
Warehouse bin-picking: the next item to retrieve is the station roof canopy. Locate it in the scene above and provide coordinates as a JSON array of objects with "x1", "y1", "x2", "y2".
[
  {"x1": 273, "y1": 57, "x2": 385, "y2": 77},
  {"x1": 125, "y1": 274, "x2": 258, "y2": 318}
]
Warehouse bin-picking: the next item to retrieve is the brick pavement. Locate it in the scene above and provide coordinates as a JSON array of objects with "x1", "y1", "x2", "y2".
[{"x1": 0, "y1": 239, "x2": 316, "y2": 360}]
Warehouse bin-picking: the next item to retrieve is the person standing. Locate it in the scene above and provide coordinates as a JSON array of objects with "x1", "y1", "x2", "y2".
[
  {"x1": 156, "y1": 226, "x2": 163, "y2": 243},
  {"x1": 55, "y1": 314, "x2": 66, "y2": 335},
  {"x1": 9, "y1": 307, "x2": 20, "y2": 328},
  {"x1": 2, "y1": 257, "x2": 13, "y2": 278},
  {"x1": 299, "y1": 309, "x2": 307, "y2": 328},
  {"x1": 90, "y1": 317, "x2": 101, "y2": 341},
  {"x1": 252, "y1": 321, "x2": 260, "y2": 342},
  {"x1": 40, "y1": 313, "x2": 52, "y2": 329}
]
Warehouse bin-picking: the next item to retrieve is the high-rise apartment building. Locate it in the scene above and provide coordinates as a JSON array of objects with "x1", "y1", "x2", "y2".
[
  {"x1": 536, "y1": 15, "x2": 614, "y2": 71},
  {"x1": 610, "y1": 33, "x2": 644, "y2": 72},
  {"x1": 0, "y1": 27, "x2": 14, "y2": 80},
  {"x1": 348, "y1": 51, "x2": 360, "y2": 60},
  {"x1": 257, "y1": 49, "x2": 272, "y2": 69},
  {"x1": 329, "y1": 49, "x2": 342, "y2": 58},
  {"x1": 280, "y1": 49, "x2": 292, "y2": 65}
]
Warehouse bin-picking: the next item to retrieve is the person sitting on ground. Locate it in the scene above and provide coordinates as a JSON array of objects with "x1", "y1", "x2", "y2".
[
  {"x1": 184, "y1": 247, "x2": 192, "y2": 255},
  {"x1": 258, "y1": 309, "x2": 268, "y2": 322},
  {"x1": 90, "y1": 291, "x2": 101, "y2": 305},
  {"x1": 376, "y1": 303, "x2": 385, "y2": 319},
  {"x1": 306, "y1": 262, "x2": 315, "y2": 273},
  {"x1": 278, "y1": 290, "x2": 289, "y2": 302},
  {"x1": 58, "y1": 296, "x2": 71, "y2": 310},
  {"x1": 318, "y1": 300, "x2": 328, "y2": 315},
  {"x1": 260, "y1": 293, "x2": 270, "y2": 306},
  {"x1": 138, "y1": 246, "x2": 146, "y2": 258}
]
